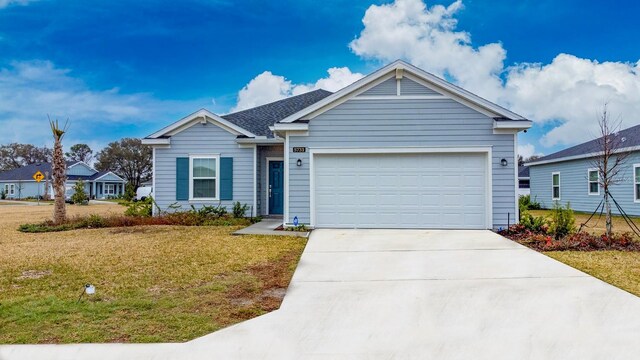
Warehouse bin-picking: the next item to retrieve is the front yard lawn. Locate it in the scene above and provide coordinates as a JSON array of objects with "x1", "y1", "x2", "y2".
[
  {"x1": 545, "y1": 251, "x2": 640, "y2": 297},
  {"x1": 0, "y1": 204, "x2": 306, "y2": 344}
]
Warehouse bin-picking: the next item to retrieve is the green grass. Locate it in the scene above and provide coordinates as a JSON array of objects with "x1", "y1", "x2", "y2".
[{"x1": 0, "y1": 204, "x2": 306, "y2": 343}]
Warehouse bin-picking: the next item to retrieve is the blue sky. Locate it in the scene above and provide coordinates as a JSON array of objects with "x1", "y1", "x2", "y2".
[{"x1": 1, "y1": 0, "x2": 640, "y2": 157}]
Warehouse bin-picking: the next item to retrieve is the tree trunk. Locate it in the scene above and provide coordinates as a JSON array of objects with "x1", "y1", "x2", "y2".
[
  {"x1": 51, "y1": 127, "x2": 67, "y2": 224},
  {"x1": 604, "y1": 189, "x2": 612, "y2": 239},
  {"x1": 43, "y1": 171, "x2": 50, "y2": 201}
]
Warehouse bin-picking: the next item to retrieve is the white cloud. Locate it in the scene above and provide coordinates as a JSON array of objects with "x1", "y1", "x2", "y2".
[
  {"x1": 502, "y1": 54, "x2": 640, "y2": 147},
  {"x1": 349, "y1": 0, "x2": 506, "y2": 101},
  {"x1": 0, "y1": 0, "x2": 37, "y2": 9},
  {"x1": 517, "y1": 143, "x2": 538, "y2": 159},
  {"x1": 347, "y1": 0, "x2": 640, "y2": 149},
  {"x1": 231, "y1": 67, "x2": 363, "y2": 112},
  {"x1": 0, "y1": 60, "x2": 200, "y2": 146}
]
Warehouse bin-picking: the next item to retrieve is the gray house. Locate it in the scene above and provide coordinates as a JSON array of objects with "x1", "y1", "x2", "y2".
[
  {"x1": 143, "y1": 60, "x2": 531, "y2": 229},
  {"x1": 0, "y1": 161, "x2": 126, "y2": 200},
  {"x1": 528, "y1": 124, "x2": 640, "y2": 215}
]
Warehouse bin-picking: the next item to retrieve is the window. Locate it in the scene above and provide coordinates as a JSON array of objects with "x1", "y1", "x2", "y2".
[
  {"x1": 4, "y1": 184, "x2": 14, "y2": 196},
  {"x1": 588, "y1": 169, "x2": 599, "y2": 195},
  {"x1": 635, "y1": 165, "x2": 640, "y2": 202},
  {"x1": 552, "y1": 172, "x2": 560, "y2": 200},
  {"x1": 190, "y1": 155, "x2": 219, "y2": 200},
  {"x1": 104, "y1": 184, "x2": 115, "y2": 195}
]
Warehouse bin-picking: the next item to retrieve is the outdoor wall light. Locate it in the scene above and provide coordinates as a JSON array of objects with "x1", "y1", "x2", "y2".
[
  {"x1": 500, "y1": 158, "x2": 508, "y2": 166},
  {"x1": 296, "y1": 159, "x2": 302, "y2": 167}
]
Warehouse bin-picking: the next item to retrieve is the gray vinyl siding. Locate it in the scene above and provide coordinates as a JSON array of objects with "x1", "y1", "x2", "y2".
[
  {"x1": 68, "y1": 163, "x2": 97, "y2": 176},
  {"x1": 400, "y1": 78, "x2": 441, "y2": 96},
  {"x1": 358, "y1": 77, "x2": 397, "y2": 96},
  {"x1": 529, "y1": 152, "x2": 640, "y2": 216},
  {"x1": 154, "y1": 122, "x2": 254, "y2": 212},
  {"x1": 257, "y1": 144, "x2": 284, "y2": 215},
  {"x1": 287, "y1": 98, "x2": 517, "y2": 229}
]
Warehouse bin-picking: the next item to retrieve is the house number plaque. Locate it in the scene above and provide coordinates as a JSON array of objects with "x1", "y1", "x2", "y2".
[{"x1": 292, "y1": 147, "x2": 307, "y2": 153}]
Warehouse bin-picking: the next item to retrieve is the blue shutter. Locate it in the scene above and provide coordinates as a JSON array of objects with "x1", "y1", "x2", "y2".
[
  {"x1": 176, "y1": 157, "x2": 189, "y2": 201},
  {"x1": 220, "y1": 157, "x2": 233, "y2": 200}
]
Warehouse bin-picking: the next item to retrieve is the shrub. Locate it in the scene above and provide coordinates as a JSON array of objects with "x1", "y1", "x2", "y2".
[
  {"x1": 519, "y1": 209, "x2": 548, "y2": 233},
  {"x1": 71, "y1": 180, "x2": 88, "y2": 205},
  {"x1": 0, "y1": 189, "x2": 5, "y2": 200},
  {"x1": 125, "y1": 197, "x2": 153, "y2": 217},
  {"x1": 191, "y1": 204, "x2": 227, "y2": 218},
  {"x1": 548, "y1": 202, "x2": 576, "y2": 239},
  {"x1": 232, "y1": 202, "x2": 249, "y2": 218},
  {"x1": 123, "y1": 183, "x2": 136, "y2": 202},
  {"x1": 519, "y1": 194, "x2": 541, "y2": 211}
]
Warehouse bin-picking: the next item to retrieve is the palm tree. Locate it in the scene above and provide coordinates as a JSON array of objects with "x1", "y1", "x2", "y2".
[{"x1": 49, "y1": 117, "x2": 69, "y2": 224}]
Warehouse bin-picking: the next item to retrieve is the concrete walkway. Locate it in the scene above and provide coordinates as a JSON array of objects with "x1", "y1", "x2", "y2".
[
  {"x1": 233, "y1": 218, "x2": 309, "y2": 237},
  {"x1": 2, "y1": 229, "x2": 640, "y2": 359}
]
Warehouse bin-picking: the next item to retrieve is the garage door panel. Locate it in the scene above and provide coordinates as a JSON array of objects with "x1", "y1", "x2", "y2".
[{"x1": 313, "y1": 152, "x2": 487, "y2": 229}]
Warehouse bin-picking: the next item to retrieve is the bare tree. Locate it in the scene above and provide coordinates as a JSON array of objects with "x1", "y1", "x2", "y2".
[
  {"x1": 591, "y1": 104, "x2": 630, "y2": 238},
  {"x1": 49, "y1": 117, "x2": 69, "y2": 224}
]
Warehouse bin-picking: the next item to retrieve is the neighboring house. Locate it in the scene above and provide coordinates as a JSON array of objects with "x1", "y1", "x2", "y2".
[
  {"x1": 0, "y1": 161, "x2": 126, "y2": 200},
  {"x1": 143, "y1": 60, "x2": 531, "y2": 229},
  {"x1": 528, "y1": 123, "x2": 640, "y2": 215},
  {"x1": 518, "y1": 166, "x2": 530, "y2": 196}
]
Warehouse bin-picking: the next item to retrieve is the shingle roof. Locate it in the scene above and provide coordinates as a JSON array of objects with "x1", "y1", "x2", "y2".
[
  {"x1": 529, "y1": 123, "x2": 640, "y2": 165},
  {"x1": 221, "y1": 89, "x2": 333, "y2": 137},
  {"x1": 518, "y1": 166, "x2": 530, "y2": 178},
  {"x1": 0, "y1": 162, "x2": 121, "y2": 182}
]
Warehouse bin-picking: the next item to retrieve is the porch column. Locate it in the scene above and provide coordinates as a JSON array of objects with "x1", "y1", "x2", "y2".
[{"x1": 92, "y1": 182, "x2": 96, "y2": 199}]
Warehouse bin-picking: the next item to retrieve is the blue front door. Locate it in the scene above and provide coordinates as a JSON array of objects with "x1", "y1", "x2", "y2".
[{"x1": 269, "y1": 161, "x2": 284, "y2": 215}]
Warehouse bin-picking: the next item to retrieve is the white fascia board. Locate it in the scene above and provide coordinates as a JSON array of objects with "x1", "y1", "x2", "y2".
[
  {"x1": 141, "y1": 138, "x2": 171, "y2": 145},
  {"x1": 147, "y1": 109, "x2": 256, "y2": 139},
  {"x1": 236, "y1": 137, "x2": 284, "y2": 145},
  {"x1": 93, "y1": 171, "x2": 126, "y2": 182},
  {"x1": 527, "y1": 145, "x2": 640, "y2": 166},
  {"x1": 279, "y1": 60, "x2": 528, "y2": 124},
  {"x1": 273, "y1": 123, "x2": 309, "y2": 131},
  {"x1": 493, "y1": 119, "x2": 532, "y2": 129}
]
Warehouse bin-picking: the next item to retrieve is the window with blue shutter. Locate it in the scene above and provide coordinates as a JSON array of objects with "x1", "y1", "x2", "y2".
[
  {"x1": 220, "y1": 157, "x2": 233, "y2": 200},
  {"x1": 176, "y1": 157, "x2": 189, "y2": 200}
]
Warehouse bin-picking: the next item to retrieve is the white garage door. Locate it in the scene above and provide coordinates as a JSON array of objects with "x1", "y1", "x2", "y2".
[{"x1": 313, "y1": 152, "x2": 488, "y2": 229}]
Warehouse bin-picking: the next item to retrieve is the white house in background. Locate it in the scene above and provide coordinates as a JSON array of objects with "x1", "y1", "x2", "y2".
[
  {"x1": 0, "y1": 161, "x2": 126, "y2": 199},
  {"x1": 143, "y1": 60, "x2": 531, "y2": 229}
]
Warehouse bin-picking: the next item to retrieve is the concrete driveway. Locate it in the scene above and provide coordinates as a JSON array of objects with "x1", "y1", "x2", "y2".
[{"x1": 2, "y1": 229, "x2": 640, "y2": 359}]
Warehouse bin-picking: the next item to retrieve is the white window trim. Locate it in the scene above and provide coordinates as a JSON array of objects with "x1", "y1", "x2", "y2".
[
  {"x1": 587, "y1": 168, "x2": 600, "y2": 196},
  {"x1": 189, "y1": 154, "x2": 220, "y2": 201},
  {"x1": 104, "y1": 184, "x2": 115, "y2": 195},
  {"x1": 634, "y1": 164, "x2": 640, "y2": 203},
  {"x1": 5, "y1": 183, "x2": 15, "y2": 196},
  {"x1": 552, "y1": 172, "x2": 561, "y2": 200}
]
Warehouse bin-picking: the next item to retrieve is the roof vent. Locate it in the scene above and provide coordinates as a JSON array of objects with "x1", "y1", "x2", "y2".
[{"x1": 622, "y1": 137, "x2": 627, "y2": 142}]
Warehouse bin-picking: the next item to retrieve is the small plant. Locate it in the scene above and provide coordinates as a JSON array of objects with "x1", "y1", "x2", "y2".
[
  {"x1": 286, "y1": 224, "x2": 308, "y2": 232},
  {"x1": 125, "y1": 197, "x2": 153, "y2": 217},
  {"x1": 0, "y1": 189, "x2": 5, "y2": 200},
  {"x1": 548, "y1": 202, "x2": 576, "y2": 240},
  {"x1": 191, "y1": 204, "x2": 227, "y2": 218},
  {"x1": 519, "y1": 194, "x2": 541, "y2": 211},
  {"x1": 71, "y1": 180, "x2": 88, "y2": 205},
  {"x1": 519, "y1": 209, "x2": 548, "y2": 233},
  {"x1": 232, "y1": 202, "x2": 249, "y2": 218},
  {"x1": 123, "y1": 183, "x2": 136, "y2": 202}
]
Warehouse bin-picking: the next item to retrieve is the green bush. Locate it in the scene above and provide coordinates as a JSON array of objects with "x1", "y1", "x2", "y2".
[
  {"x1": 125, "y1": 197, "x2": 153, "y2": 217},
  {"x1": 191, "y1": 204, "x2": 227, "y2": 218},
  {"x1": 0, "y1": 190, "x2": 5, "y2": 200},
  {"x1": 232, "y1": 202, "x2": 249, "y2": 218},
  {"x1": 123, "y1": 183, "x2": 136, "y2": 202},
  {"x1": 548, "y1": 201, "x2": 576, "y2": 239},
  {"x1": 519, "y1": 209, "x2": 548, "y2": 233},
  {"x1": 71, "y1": 180, "x2": 88, "y2": 205},
  {"x1": 519, "y1": 194, "x2": 541, "y2": 211}
]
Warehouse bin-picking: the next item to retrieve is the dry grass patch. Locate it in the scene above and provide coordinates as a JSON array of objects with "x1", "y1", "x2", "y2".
[
  {"x1": 0, "y1": 204, "x2": 306, "y2": 343},
  {"x1": 529, "y1": 209, "x2": 640, "y2": 236},
  {"x1": 544, "y1": 251, "x2": 640, "y2": 297}
]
